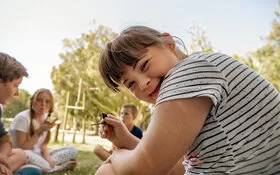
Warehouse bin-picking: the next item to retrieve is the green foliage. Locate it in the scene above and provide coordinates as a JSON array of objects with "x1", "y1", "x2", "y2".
[
  {"x1": 187, "y1": 23, "x2": 213, "y2": 53},
  {"x1": 250, "y1": 45, "x2": 280, "y2": 90},
  {"x1": 3, "y1": 89, "x2": 30, "y2": 119},
  {"x1": 235, "y1": 2, "x2": 280, "y2": 92}
]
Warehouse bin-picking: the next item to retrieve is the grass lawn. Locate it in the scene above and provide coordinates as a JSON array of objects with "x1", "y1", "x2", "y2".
[{"x1": 45, "y1": 142, "x2": 103, "y2": 175}]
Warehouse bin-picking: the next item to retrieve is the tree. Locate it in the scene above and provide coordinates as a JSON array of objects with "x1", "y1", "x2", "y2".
[
  {"x1": 233, "y1": 1, "x2": 280, "y2": 91},
  {"x1": 3, "y1": 89, "x2": 30, "y2": 119},
  {"x1": 187, "y1": 23, "x2": 213, "y2": 53}
]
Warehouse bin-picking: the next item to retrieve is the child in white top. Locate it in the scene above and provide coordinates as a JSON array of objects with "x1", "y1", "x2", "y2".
[{"x1": 9, "y1": 88, "x2": 78, "y2": 173}]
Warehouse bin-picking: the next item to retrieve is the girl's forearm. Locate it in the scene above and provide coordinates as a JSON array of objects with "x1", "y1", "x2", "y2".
[
  {"x1": 41, "y1": 146, "x2": 52, "y2": 162},
  {"x1": 19, "y1": 134, "x2": 40, "y2": 149},
  {"x1": 95, "y1": 163, "x2": 117, "y2": 175},
  {"x1": 110, "y1": 149, "x2": 135, "y2": 175},
  {"x1": 124, "y1": 135, "x2": 140, "y2": 150}
]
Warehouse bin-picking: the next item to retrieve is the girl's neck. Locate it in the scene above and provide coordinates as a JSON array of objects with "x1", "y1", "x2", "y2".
[
  {"x1": 175, "y1": 48, "x2": 188, "y2": 60},
  {"x1": 33, "y1": 113, "x2": 45, "y2": 124}
]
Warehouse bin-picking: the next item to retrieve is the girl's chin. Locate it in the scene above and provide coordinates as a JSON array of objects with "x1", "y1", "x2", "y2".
[
  {"x1": 138, "y1": 95, "x2": 157, "y2": 104},
  {"x1": 151, "y1": 92, "x2": 159, "y2": 101},
  {"x1": 148, "y1": 98, "x2": 157, "y2": 104}
]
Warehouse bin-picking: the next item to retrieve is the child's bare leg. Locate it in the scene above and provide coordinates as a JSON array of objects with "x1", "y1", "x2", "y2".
[
  {"x1": 8, "y1": 148, "x2": 26, "y2": 172},
  {"x1": 95, "y1": 163, "x2": 116, "y2": 175},
  {"x1": 93, "y1": 145, "x2": 111, "y2": 161}
]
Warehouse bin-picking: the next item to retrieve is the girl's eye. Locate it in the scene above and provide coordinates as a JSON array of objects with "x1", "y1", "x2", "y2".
[
  {"x1": 127, "y1": 81, "x2": 135, "y2": 88},
  {"x1": 140, "y1": 60, "x2": 148, "y2": 71}
]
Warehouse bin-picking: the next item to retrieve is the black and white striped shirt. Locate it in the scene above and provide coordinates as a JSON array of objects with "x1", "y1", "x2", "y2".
[{"x1": 156, "y1": 52, "x2": 280, "y2": 175}]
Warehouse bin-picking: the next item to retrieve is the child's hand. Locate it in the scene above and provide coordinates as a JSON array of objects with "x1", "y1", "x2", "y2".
[
  {"x1": 48, "y1": 159, "x2": 56, "y2": 168},
  {"x1": 45, "y1": 117, "x2": 57, "y2": 125},
  {"x1": 0, "y1": 154, "x2": 9, "y2": 170},
  {"x1": 100, "y1": 114, "x2": 136, "y2": 149},
  {"x1": 37, "y1": 122, "x2": 56, "y2": 133},
  {"x1": 0, "y1": 164, "x2": 12, "y2": 175},
  {"x1": 0, "y1": 154, "x2": 11, "y2": 175}
]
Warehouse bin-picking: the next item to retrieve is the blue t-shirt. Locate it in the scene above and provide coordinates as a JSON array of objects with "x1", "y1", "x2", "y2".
[
  {"x1": 130, "y1": 125, "x2": 143, "y2": 139},
  {"x1": 0, "y1": 106, "x2": 8, "y2": 138}
]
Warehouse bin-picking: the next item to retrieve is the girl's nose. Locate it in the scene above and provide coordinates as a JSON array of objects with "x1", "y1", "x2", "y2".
[
  {"x1": 138, "y1": 75, "x2": 150, "y2": 90},
  {"x1": 42, "y1": 101, "x2": 48, "y2": 106}
]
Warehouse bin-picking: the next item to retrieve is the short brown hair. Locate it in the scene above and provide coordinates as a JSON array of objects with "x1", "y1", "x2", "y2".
[
  {"x1": 98, "y1": 26, "x2": 163, "y2": 92},
  {"x1": 122, "y1": 103, "x2": 138, "y2": 116},
  {"x1": 0, "y1": 52, "x2": 28, "y2": 83}
]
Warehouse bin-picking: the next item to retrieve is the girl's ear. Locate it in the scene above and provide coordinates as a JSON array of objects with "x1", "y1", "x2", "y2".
[
  {"x1": 132, "y1": 115, "x2": 137, "y2": 121},
  {"x1": 161, "y1": 32, "x2": 176, "y2": 51},
  {"x1": 161, "y1": 32, "x2": 171, "y2": 37}
]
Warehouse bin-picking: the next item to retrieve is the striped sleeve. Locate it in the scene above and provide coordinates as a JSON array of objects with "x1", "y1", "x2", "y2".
[{"x1": 156, "y1": 58, "x2": 229, "y2": 113}]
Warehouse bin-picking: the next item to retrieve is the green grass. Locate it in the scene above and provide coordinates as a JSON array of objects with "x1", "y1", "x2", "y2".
[{"x1": 45, "y1": 142, "x2": 103, "y2": 175}]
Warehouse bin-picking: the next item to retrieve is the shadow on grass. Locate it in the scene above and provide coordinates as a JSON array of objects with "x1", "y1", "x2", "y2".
[{"x1": 44, "y1": 142, "x2": 103, "y2": 175}]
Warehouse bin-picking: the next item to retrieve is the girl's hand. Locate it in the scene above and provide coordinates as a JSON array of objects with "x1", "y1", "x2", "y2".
[
  {"x1": 48, "y1": 159, "x2": 56, "y2": 168},
  {"x1": 36, "y1": 122, "x2": 56, "y2": 133},
  {"x1": 0, "y1": 154, "x2": 9, "y2": 170},
  {"x1": 0, "y1": 164, "x2": 12, "y2": 175},
  {"x1": 100, "y1": 115, "x2": 139, "y2": 149},
  {"x1": 45, "y1": 117, "x2": 57, "y2": 124},
  {"x1": 41, "y1": 146, "x2": 56, "y2": 168}
]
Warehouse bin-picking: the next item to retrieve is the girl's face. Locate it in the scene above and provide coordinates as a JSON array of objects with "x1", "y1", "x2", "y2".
[
  {"x1": 121, "y1": 44, "x2": 179, "y2": 104},
  {"x1": 0, "y1": 77, "x2": 23, "y2": 105},
  {"x1": 32, "y1": 92, "x2": 52, "y2": 116}
]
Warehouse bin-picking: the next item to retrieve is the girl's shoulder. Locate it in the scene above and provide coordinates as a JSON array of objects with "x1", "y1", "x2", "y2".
[
  {"x1": 166, "y1": 52, "x2": 224, "y2": 78},
  {"x1": 14, "y1": 110, "x2": 31, "y2": 121},
  {"x1": 188, "y1": 52, "x2": 230, "y2": 61}
]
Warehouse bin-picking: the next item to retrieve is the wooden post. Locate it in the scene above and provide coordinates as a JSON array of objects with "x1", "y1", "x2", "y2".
[
  {"x1": 62, "y1": 79, "x2": 86, "y2": 144},
  {"x1": 62, "y1": 91, "x2": 70, "y2": 143},
  {"x1": 72, "y1": 79, "x2": 82, "y2": 144},
  {"x1": 72, "y1": 117, "x2": 76, "y2": 143},
  {"x1": 82, "y1": 118, "x2": 85, "y2": 144},
  {"x1": 54, "y1": 120, "x2": 61, "y2": 142}
]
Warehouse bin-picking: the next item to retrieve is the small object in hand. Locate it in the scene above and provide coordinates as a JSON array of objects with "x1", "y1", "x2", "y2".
[
  {"x1": 102, "y1": 113, "x2": 108, "y2": 119},
  {"x1": 46, "y1": 116, "x2": 57, "y2": 123},
  {"x1": 91, "y1": 113, "x2": 108, "y2": 125}
]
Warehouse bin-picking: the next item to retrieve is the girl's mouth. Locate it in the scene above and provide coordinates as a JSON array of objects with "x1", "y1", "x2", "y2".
[{"x1": 150, "y1": 77, "x2": 164, "y2": 97}]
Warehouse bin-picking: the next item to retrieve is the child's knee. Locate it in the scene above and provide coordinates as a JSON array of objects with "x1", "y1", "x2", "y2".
[
  {"x1": 12, "y1": 148, "x2": 27, "y2": 162},
  {"x1": 95, "y1": 163, "x2": 115, "y2": 175},
  {"x1": 93, "y1": 145, "x2": 104, "y2": 154},
  {"x1": 70, "y1": 146, "x2": 78, "y2": 158}
]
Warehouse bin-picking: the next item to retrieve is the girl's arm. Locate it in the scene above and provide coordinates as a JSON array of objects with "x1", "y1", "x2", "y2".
[
  {"x1": 108, "y1": 97, "x2": 212, "y2": 174},
  {"x1": 41, "y1": 144, "x2": 55, "y2": 168},
  {"x1": 16, "y1": 122, "x2": 55, "y2": 149},
  {"x1": 167, "y1": 156, "x2": 185, "y2": 175},
  {"x1": 95, "y1": 163, "x2": 116, "y2": 175},
  {"x1": 15, "y1": 131, "x2": 40, "y2": 149}
]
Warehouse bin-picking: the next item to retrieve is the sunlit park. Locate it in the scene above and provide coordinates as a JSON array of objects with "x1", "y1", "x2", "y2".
[{"x1": 1, "y1": 0, "x2": 280, "y2": 174}]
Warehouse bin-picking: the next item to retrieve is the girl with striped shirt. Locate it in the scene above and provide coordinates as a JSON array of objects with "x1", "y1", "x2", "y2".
[{"x1": 96, "y1": 26, "x2": 280, "y2": 175}]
